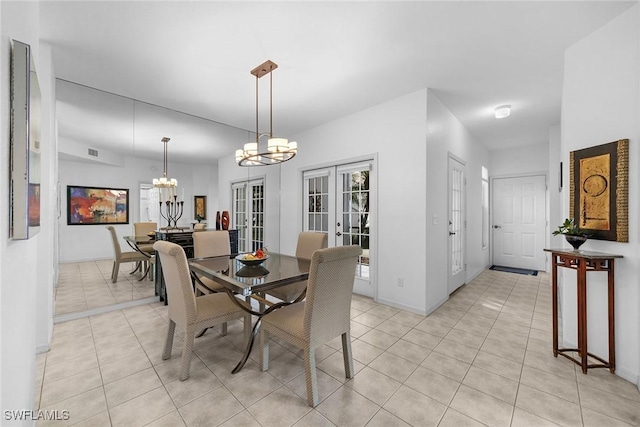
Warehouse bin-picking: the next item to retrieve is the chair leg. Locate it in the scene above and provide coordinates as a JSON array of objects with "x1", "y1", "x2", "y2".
[
  {"x1": 221, "y1": 322, "x2": 228, "y2": 336},
  {"x1": 112, "y1": 262, "x2": 120, "y2": 283},
  {"x1": 304, "y1": 348, "x2": 319, "y2": 407},
  {"x1": 179, "y1": 325, "x2": 196, "y2": 381},
  {"x1": 243, "y1": 314, "x2": 251, "y2": 344},
  {"x1": 260, "y1": 328, "x2": 269, "y2": 371},
  {"x1": 162, "y1": 320, "x2": 176, "y2": 360},
  {"x1": 341, "y1": 332, "x2": 354, "y2": 378}
]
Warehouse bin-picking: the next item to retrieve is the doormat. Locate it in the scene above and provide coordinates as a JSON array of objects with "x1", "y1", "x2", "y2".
[{"x1": 489, "y1": 265, "x2": 538, "y2": 276}]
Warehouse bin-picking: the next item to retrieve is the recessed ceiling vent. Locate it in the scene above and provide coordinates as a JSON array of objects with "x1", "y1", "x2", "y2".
[{"x1": 88, "y1": 148, "x2": 99, "y2": 157}]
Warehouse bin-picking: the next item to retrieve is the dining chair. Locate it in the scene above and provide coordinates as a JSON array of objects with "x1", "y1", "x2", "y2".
[
  {"x1": 133, "y1": 221, "x2": 157, "y2": 254},
  {"x1": 260, "y1": 245, "x2": 362, "y2": 407},
  {"x1": 106, "y1": 225, "x2": 150, "y2": 283},
  {"x1": 192, "y1": 230, "x2": 231, "y2": 295},
  {"x1": 265, "y1": 232, "x2": 328, "y2": 302},
  {"x1": 153, "y1": 240, "x2": 250, "y2": 381}
]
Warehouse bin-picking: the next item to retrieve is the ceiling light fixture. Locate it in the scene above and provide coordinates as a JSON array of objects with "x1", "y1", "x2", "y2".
[
  {"x1": 153, "y1": 137, "x2": 178, "y2": 189},
  {"x1": 494, "y1": 105, "x2": 511, "y2": 119},
  {"x1": 235, "y1": 60, "x2": 297, "y2": 166}
]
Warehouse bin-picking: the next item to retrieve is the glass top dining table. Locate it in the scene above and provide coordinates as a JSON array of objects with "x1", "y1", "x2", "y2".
[{"x1": 188, "y1": 253, "x2": 311, "y2": 297}]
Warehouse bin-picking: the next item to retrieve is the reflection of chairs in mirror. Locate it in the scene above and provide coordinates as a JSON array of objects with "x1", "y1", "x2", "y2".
[
  {"x1": 154, "y1": 241, "x2": 250, "y2": 380},
  {"x1": 106, "y1": 225, "x2": 151, "y2": 283},
  {"x1": 265, "y1": 231, "x2": 328, "y2": 303},
  {"x1": 260, "y1": 245, "x2": 363, "y2": 406},
  {"x1": 133, "y1": 221, "x2": 157, "y2": 254}
]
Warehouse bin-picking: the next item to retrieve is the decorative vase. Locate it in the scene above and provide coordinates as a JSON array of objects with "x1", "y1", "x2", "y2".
[
  {"x1": 221, "y1": 211, "x2": 230, "y2": 230},
  {"x1": 565, "y1": 234, "x2": 587, "y2": 251},
  {"x1": 215, "y1": 211, "x2": 221, "y2": 230}
]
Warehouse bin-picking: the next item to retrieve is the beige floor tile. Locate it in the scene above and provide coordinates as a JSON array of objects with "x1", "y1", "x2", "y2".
[
  {"x1": 38, "y1": 387, "x2": 107, "y2": 427},
  {"x1": 515, "y1": 384, "x2": 582, "y2": 427},
  {"x1": 345, "y1": 366, "x2": 402, "y2": 405},
  {"x1": 100, "y1": 352, "x2": 152, "y2": 384},
  {"x1": 368, "y1": 351, "x2": 418, "y2": 383},
  {"x1": 520, "y1": 365, "x2": 579, "y2": 403},
  {"x1": 578, "y1": 382, "x2": 640, "y2": 425},
  {"x1": 404, "y1": 366, "x2": 460, "y2": 405},
  {"x1": 383, "y1": 384, "x2": 447, "y2": 427},
  {"x1": 462, "y1": 366, "x2": 518, "y2": 405},
  {"x1": 350, "y1": 339, "x2": 385, "y2": 364},
  {"x1": 153, "y1": 353, "x2": 207, "y2": 384},
  {"x1": 351, "y1": 312, "x2": 386, "y2": 328},
  {"x1": 179, "y1": 386, "x2": 243, "y2": 426},
  {"x1": 523, "y1": 350, "x2": 576, "y2": 380},
  {"x1": 43, "y1": 352, "x2": 99, "y2": 384},
  {"x1": 421, "y1": 351, "x2": 470, "y2": 382},
  {"x1": 450, "y1": 385, "x2": 513, "y2": 427},
  {"x1": 316, "y1": 351, "x2": 364, "y2": 383},
  {"x1": 104, "y1": 367, "x2": 163, "y2": 408},
  {"x1": 40, "y1": 367, "x2": 103, "y2": 407},
  {"x1": 364, "y1": 409, "x2": 410, "y2": 427},
  {"x1": 576, "y1": 368, "x2": 640, "y2": 402},
  {"x1": 286, "y1": 368, "x2": 342, "y2": 404},
  {"x1": 438, "y1": 408, "x2": 486, "y2": 427},
  {"x1": 511, "y1": 408, "x2": 562, "y2": 427},
  {"x1": 444, "y1": 328, "x2": 486, "y2": 349},
  {"x1": 144, "y1": 410, "x2": 187, "y2": 427},
  {"x1": 472, "y1": 350, "x2": 522, "y2": 382},
  {"x1": 388, "y1": 311, "x2": 424, "y2": 328},
  {"x1": 218, "y1": 410, "x2": 262, "y2": 427},
  {"x1": 315, "y1": 386, "x2": 380, "y2": 427},
  {"x1": 414, "y1": 318, "x2": 452, "y2": 337},
  {"x1": 358, "y1": 329, "x2": 399, "y2": 350},
  {"x1": 165, "y1": 366, "x2": 224, "y2": 408},
  {"x1": 248, "y1": 387, "x2": 311, "y2": 426},
  {"x1": 480, "y1": 336, "x2": 526, "y2": 363},
  {"x1": 433, "y1": 338, "x2": 479, "y2": 364},
  {"x1": 261, "y1": 349, "x2": 305, "y2": 383},
  {"x1": 581, "y1": 407, "x2": 635, "y2": 427},
  {"x1": 109, "y1": 386, "x2": 175, "y2": 427},
  {"x1": 225, "y1": 370, "x2": 282, "y2": 407},
  {"x1": 70, "y1": 410, "x2": 111, "y2": 427},
  {"x1": 385, "y1": 339, "x2": 431, "y2": 364},
  {"x1": 401, "y1": 328, "x2": 442, "y2": 350}
]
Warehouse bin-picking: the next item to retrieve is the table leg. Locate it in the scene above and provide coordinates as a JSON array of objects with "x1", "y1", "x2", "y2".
[
  {"x1": 608, "y1": 259, "x2": 616, "y2": 373},
  {"x1": 578, "y1": 258, "x2": 588, "y2": 374},
  {"x1": 552, "y1": 255, "x2": 558, "y2": 357}
]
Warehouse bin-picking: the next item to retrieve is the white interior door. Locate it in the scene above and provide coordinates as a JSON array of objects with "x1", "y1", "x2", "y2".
[
  {"x1": 303, "y1": 160, "x2": 375, "y2": 297},
  {"x1": 448, "y1": 156, "x2": 466, "y2": 294},
  {"x1": 492, "y1": 175, "x2": 546, "y2": 270}
]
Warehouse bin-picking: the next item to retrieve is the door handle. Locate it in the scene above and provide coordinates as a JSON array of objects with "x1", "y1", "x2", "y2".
[
  {"x1": 449, "y1": 232, "x2": 456, "y2": 236},
  {"x1": 493, "y1": 225, "x2": 501, "y2": 229},
  {"x1": 336, "y1": 232, "x2": 342, "y2": 236}
]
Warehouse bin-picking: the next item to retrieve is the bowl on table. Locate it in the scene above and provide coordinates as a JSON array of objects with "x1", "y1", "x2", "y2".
[{"x1": 235, "y1": 254, "x2": 269, "y2": 267}]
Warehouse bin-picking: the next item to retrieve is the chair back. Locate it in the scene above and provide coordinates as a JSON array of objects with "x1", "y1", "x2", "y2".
[
  {"x1": 193, "y1": 230, "x2": 230, "y2": 258},
  {"x1": 106, "y1": 226, "x2": 122, "y2": 260},
  {"x1": 303, "y1": 245, "x2": 362, "y2": 347},
  {"x1": 153, "y1": 241, "x2": 197, "y2": 325},
  {"x1": 295, "y1": 232, "x2": 328, "y2": 260},
  {"x1": 193, "y1": 223, "x2": 206, "y2": 231},
  {"x1": 134, "y1": 221, "x2": 157, "y2": 236}
]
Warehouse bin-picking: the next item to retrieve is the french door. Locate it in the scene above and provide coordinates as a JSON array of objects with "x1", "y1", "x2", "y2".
[
  {"x1": 448, "y1": 155, "x2": 466, "y2": 294},
  {"x1": 232, "y1": 178, "x2": 264, "y2": 252},
  {"x1": 303, "y1": 161, "x2": 375, "y2": 297}
]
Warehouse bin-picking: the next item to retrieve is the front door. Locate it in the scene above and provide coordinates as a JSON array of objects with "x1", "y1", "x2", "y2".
[
  {"x1": 492, "y1": 175, "x2": 546, "y2": 270},
  {"x1": 448, "y1": 155, "x2": 466, "y2": 294}
]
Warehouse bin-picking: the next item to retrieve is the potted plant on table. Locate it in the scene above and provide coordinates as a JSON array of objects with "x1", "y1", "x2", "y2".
[{"x1": 553, "y1": 218, "x2": 588, "y2": 250}]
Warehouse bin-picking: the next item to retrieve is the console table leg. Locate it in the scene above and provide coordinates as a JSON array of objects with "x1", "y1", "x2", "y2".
[
  {"x1": 552, "y1": 255, "x2": 559, "y2": 357},
  {"x1": 578, "y1": 259, "x2": 588, "y2": 374},
  {"x1": 608, "y1": 259, "x2": 616, "y2": 373}
]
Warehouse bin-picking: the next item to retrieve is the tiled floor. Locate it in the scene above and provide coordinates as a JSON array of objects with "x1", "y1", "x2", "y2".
[
  {"x1": 55, "y1": 260, "x2": 156, "y2": 316},
  {"x1": 36, "y1": 268, "x2": 640, "y2": 426}
]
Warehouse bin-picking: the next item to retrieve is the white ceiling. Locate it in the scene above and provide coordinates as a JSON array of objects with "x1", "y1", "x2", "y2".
[{"x1": 40, "y1": 1, "x2": 637, "y2": 165}]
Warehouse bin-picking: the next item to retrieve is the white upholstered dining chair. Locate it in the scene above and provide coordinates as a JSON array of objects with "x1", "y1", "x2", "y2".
[
  {"x1": 265, "y1": 231, "x2": 328, "y2": 302},
  {"x1": 259, "y1": 245, "x2": 362, "y2": 407},
  {"x1": 192, "y1": 230, "x2": 231, "y2": 295},
  {"x1": 153, "y1": 240, "x2": 250, "y2": 381}
]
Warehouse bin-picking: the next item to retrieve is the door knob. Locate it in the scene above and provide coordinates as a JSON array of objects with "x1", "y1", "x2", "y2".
[
  {"x1": 493, "y1": 225, "x2": 501, "y2": 229},
  {"x1": 336, "y1": 232, "x2": 342, "y2": 236},
  {"x1": 449, "y1": 232, "x2": 456, "y2": 236}
]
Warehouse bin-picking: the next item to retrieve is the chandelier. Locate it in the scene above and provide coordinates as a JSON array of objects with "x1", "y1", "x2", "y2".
[
  {"x1": 235, "y1": 60, "x2": 298, "y2": 166},
  {"x1": 153, "y1": 137, "x2": 177, "y2": 188}
]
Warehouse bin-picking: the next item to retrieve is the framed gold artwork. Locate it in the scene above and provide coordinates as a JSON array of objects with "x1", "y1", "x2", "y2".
[
  {"x1": 569, "y1": 139, "x2": 628, "y2": 242},
  {"x1": 194, "y1": 195, "x2": 207, "y2": 221}
]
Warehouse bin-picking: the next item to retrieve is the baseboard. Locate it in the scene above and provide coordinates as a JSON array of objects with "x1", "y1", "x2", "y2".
[
  {"x1": 375, "y1": 297, "x2": 427, "y2": 316},
  {"x1": 53, "y1": 296, "x2": 160, "y2": 323},
  {"x1": 561, "y1": 338, "x2": 638, "y2": 385}
]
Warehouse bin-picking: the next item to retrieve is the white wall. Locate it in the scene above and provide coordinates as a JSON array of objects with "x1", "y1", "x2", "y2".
[
  {"x1": 58, "y1": 156, "x2": 217, "y2": 262},
  {"x1": 1, "y1": 1, "x2": 56, "y2": 422},
  {"x1": 561, "y1": 4, "x2": 639, "y2": 384},
  {"x1": 426, "y1": 90, "x2": 491, "y2": 310},
  {"x1": 490, "y1": 142, "x2": 549, "y2": 177}
]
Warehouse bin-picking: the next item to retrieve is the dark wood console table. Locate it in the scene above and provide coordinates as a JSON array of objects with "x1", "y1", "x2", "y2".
[
  {"x1": 544, "y1": 248, "x2": 622, "y2": 374},
  {"x1": 155, "y1": 229, "x2": 238, "y2": 302}
]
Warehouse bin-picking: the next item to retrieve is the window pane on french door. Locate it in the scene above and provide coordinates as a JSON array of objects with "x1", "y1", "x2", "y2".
[
  {"x1": 233, "y1": 185, "x2": 247, "y2": 251},
  {"x1": 232, "y1": 179, "x2": 264, "y2": 253},
  {"x1": 306, "y1": 175, "x2": 329, "y2": 233},
  {"x1": 340, "y1": 169, "x2": 370, "y2": 279}
]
